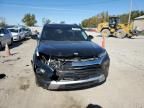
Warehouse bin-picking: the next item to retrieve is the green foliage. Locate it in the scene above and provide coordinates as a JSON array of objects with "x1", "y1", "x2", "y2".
[
  {"x1": 0, "y1": 17, "x2": 7, "y2": 27},
  {"x1": 118, "y1": 14, "x2": 129, "y2": 24},
  {"x1": 81, "y1": 11, "x2": 109, "y2": 27},
  {"x1": 42, "y1": 18, "x2": 51, "y2": 25},
  {"x1": 60, "y1": 21, "x2": 65, "y2": 24},
  {"x1": 0, "y1": 21, "x2": 6, "y2": 27},
  {"x1": 81, "y1": 10, "x2": 144, "y2": 27},
  {"x1": 118, "y1": 10, "x2": 144, "y2": 23},
  {"x1": 22, "y1": 13, "x2": 37, "y2": 26}
]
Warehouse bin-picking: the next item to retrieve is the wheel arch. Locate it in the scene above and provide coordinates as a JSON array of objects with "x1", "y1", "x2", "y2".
[{"x1": 100, "y1": 27, "x2": 110, "y2": 32}]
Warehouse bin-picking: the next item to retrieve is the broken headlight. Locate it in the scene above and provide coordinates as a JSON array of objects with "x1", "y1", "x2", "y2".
[
  {"x1": 39, "y1": 55, "x2": 61, "y2": 71},
  {"x1": 48, "y1": 60, "x2": 61, "y2": 71}
]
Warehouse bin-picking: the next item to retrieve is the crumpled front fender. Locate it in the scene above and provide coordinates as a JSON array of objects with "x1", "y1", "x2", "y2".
[{"x1": 33, "y1": 54, "x2": 54, "y2": 81}]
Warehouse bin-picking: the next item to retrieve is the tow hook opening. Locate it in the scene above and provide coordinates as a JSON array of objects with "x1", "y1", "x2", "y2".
[
  {"x1": 51, "y1": 71, "x2": 59, "y2": 81},
  {"x1": 36, "y1": 67, "x2": 59, "y2": 81}
]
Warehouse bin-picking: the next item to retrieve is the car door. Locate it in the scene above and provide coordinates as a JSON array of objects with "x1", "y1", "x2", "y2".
[
  {"x1": 0, "y1": 29, "x2": 4, "y2": 46},
  {"x1": 4, "y1": 29, "x2": 11, "y2": 44},
  {"x1": 22, "y1": 28, "x2": 26, "y2": 38},
  {"x1": 0, "y1": 28, "x2": 7, "y2": 47},
  {"x1": 19, "y1": 28, "x2": 25, "y2": 39},
  {"x1": 19, "y1": 28, "x2": 22, "y2": 39}
]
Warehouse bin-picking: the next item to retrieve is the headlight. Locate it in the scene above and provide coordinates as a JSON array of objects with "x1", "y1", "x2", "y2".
[
  {"x1": 38, "y1": 54, "x2": 61, "y2": 71},
  {"x1": 49, "y1": 60, "x2": 60, "y2": 70},
  {"x1": 13, "y1": 35, "x2": 19, "y2": 37},
  {"x1": 36, "y1": 68, "x2": 45, "y2": 74},
  {"x1": 98, "y1": 51, "x2": 107, "y2": 58}
]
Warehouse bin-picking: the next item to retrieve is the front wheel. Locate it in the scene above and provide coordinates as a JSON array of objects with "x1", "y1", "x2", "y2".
[
  {"x1": 19, "y1": 36, "x2": 21, "y2": 41},
  {"x1": 10, "y1": 38, "x2": 13, "y2": 46},
  {"x1": 101, "y1": 29, "x2": 110, "y2": 37},
  {"x1": 0, "y1": 43, "x2": 3, "y2": 51}
]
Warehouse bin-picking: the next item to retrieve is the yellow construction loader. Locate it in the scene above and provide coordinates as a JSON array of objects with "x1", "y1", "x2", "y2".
[{"x1": 97, "y1": 17, "x2": 136, "y2": 38}]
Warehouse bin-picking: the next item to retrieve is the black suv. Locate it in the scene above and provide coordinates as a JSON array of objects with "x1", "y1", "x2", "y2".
[{"x1": 31, "y1": 24, "x2": 110, "y2": 90}]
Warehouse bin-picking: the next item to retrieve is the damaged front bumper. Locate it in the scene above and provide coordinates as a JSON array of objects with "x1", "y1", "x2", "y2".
[
  {"x1": 36, "y1": 74, "x2": 105, "y2": 90},
  {"x1": 31, "y1": 52, "x2": 110, "y2": 90}
]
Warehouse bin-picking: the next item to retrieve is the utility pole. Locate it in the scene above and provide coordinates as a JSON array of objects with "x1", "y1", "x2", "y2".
[{"x1": 128, "y1": 0, "x2": 132, "y2": 24}]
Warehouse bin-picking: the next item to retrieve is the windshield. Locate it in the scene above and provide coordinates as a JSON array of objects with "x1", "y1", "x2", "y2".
[
  {"x1": 109, "y1": 17, "x2": 120, "y2": 25},
  {"x1": 41, "y1": 26, "x2": 88, "y2": 41},
  {"x1": 25, "y1": 29, "x2": 30, "y2": 31},
  {"x1": 9, "y1": 29, "x2": 18, "y2": 33}
]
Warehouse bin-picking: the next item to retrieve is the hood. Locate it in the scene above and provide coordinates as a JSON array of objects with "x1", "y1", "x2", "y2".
[
  {"x1": 11, "y1": 32, "x2": 18, "y2": 36},
  {"x1": 37, "y1": 41, "x2": 105, "y2": 58}
]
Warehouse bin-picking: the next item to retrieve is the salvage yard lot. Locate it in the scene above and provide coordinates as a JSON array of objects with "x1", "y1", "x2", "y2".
[{"x1": 0, "y1": 36, "x2": 144, "y2": 108}]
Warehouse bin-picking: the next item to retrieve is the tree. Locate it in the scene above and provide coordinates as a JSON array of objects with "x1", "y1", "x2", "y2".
[
  {"x1": 81, "y1": 10, "x2": 144, "y2": 27},
  {"x1": 22, "y1": 13, "x2": 37, "y2": 26},
  {"x1": 0, "y1": 17, "x2": 7, "y2": 27},
  {"x1": 118, "y1": 10, "x2": 144, "y2": 23},
  {"x1": 60, "y1": 21, "x2": 65, "y2": 24},
  {"x1": 42, "y1": 18, "x2": 51, "y2": 25},
  {"x1": 81, "y1": 11, "x2": 109, "y2": 27}
]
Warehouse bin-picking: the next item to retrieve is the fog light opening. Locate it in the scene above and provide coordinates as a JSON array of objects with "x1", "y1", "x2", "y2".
[{"x1": 51, "y1": 71, "x2": 59, "y2": 81}]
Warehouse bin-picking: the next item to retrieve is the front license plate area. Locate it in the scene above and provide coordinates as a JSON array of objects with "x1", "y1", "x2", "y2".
[{"x1": 72, "y1": 59, "x2": 100, "y2": 67}]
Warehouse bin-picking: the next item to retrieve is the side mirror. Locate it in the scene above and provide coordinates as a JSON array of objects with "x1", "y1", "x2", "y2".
[
  {"x1": 0, "y1": 33, "x2": 4, "y2": 37},
  {"x1": 88, "y1": 35, "x2": 93, "y2": 40},
  {"x1": 37, "y1": 34, "x2": 40, "y2": 40}
]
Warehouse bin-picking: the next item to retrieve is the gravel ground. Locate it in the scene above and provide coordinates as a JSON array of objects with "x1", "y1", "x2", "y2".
[{"x1": 0, "y1": 36, "x2": 144, "y2": 108}]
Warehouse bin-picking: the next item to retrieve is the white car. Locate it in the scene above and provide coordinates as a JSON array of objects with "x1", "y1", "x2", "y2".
[
  {"x1": 0, "y1": 28, "x2": 13, "y2": 50},
  {"x1": 24, "y1": 28, "x2": 32, "y2": 37},
  {"x1": 84, "y1": 28, "x2": 101, "y2": 37},
  {"x1": 8, "y1": 27, "x2": 26, "y2": 41}
]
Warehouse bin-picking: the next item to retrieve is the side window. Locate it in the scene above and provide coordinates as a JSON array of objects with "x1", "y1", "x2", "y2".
[
  {"x1": 23, "y1": 28, "x2": 26, "y2": 32},
  {"x1": 19, "y1": 29, "x2": 22, "y2": 32},
  {"x1": 4, "y1": 29, "x2": 9, "y2": 34},
  {"x1": 1, "y1": 29, "x2": 6, "y2": 34},
  {"x1": 0, "y1": 29, "x2": 2, "y2": 34},
  {"x1": 7, "y1": 29, "x2": 11, "y2": 34},
  {"x1": 20, "y1": 28, "x2": 25, "y2": 32}
]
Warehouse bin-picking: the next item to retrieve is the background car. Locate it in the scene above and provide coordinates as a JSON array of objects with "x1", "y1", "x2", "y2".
[
  {"x1": 8, "y1": 27, "x2": 26, "y2": 41},
  {"x1": 0, "y1": 27, "x2": 13, "y2": 50},
  {"x1": 84, "y1": 28, "x2": 101, "y2": 37},
  {"x1": 24, "y1": 28, "x2": 32, "y2": 37}
]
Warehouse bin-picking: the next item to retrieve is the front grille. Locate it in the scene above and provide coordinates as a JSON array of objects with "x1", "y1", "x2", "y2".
[
  {"x1": 54, "y1": 57, "x2": 104, "y2": 81},
  {"x1": 58, "y1": 66, "x2": 103, "y2": 81}
]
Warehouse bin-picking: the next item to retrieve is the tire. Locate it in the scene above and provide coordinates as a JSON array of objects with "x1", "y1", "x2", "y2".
[
  {"x1": 10, "y1": 38, "x2": 13, "y2": 46},
  {"x1": 0, "y1": 43, "x2": 3, "y2": 51},
  {"x1": 19, "y1": 36, "x2": 21, "y2": 41},
  {"x1": 101, "y1": 29, "x2": 110, "y2": 37},
  {"x1": 116, "y1": 29, "x2": 126, "y2": 39}
]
